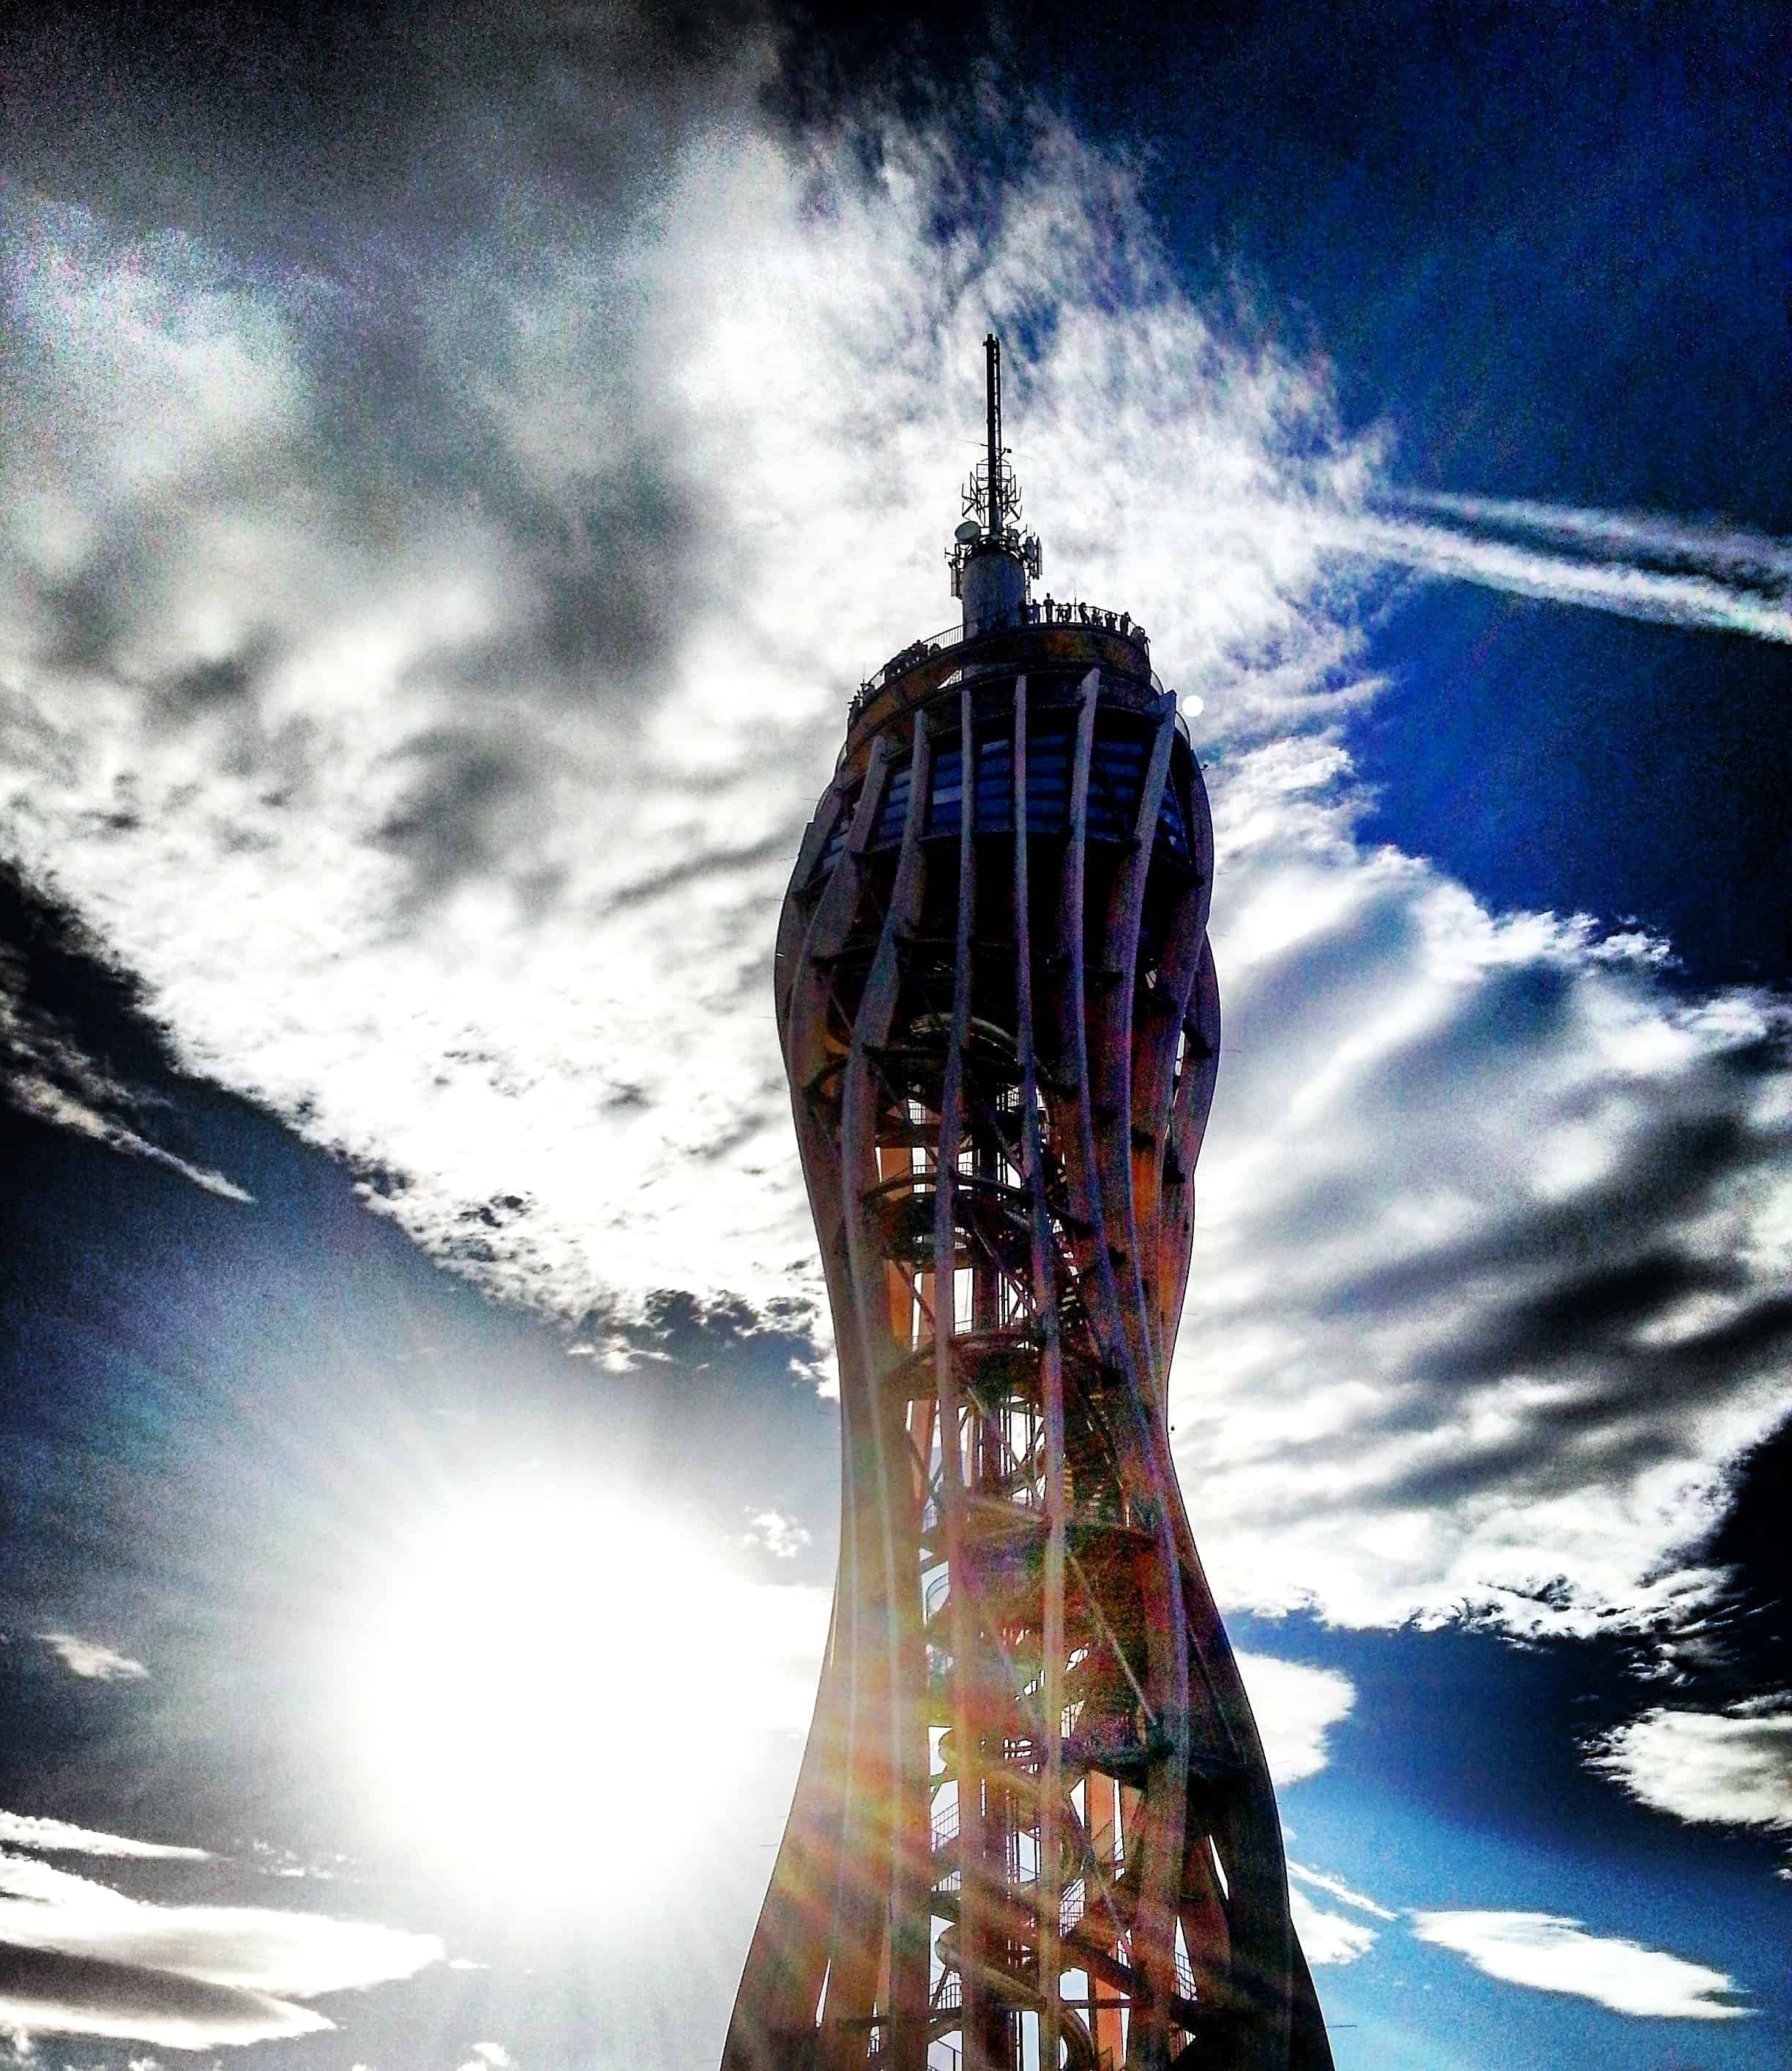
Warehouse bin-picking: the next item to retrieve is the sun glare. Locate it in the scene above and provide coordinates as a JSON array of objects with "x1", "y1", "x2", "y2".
[{"x1": 343, "y1": 1478, "x2": 827, "y2": 1911}]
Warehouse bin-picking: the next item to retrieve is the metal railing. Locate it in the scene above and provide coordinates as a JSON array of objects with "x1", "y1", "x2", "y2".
[
  {"x1": 1059, "y1": 1830, "x2": 1127, "y2": 1935},
  {"x1": 849, "y1": 601, "x2": 1161, "y2": 725}
]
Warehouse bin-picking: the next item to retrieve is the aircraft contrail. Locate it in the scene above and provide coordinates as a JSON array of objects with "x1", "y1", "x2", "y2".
[
  {"x1": 1384, "y1": 490, "x2": 1792, "y2": 587},
  {"x1": 1322, "y1": 495, "x2": 1792, "y2": 644}
]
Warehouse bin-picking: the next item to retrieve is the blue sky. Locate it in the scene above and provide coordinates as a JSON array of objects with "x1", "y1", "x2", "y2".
[{"x1": 0, "y1": 4, "x2": 1786, "y2": 2068}]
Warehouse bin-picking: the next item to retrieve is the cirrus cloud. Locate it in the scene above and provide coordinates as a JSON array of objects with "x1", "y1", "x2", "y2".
[{"x1": 1410, "y1": 1908, "x2": 1751, "y2": 2020}]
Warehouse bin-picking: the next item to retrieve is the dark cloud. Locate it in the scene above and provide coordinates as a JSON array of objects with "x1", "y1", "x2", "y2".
[
  {"x1": 603, "y1": 826, "x2": 799, "y2": 913},
  {"x1": 1316, "y1": 1161, "x2": 1783, "y2": 1503},
  {"x1": 0, "y1": 1, "x2": 767, "y2": 257},
  {"x1": 1380, "y1": 1313, "x2": 1792, "y2": 1515},
  {"x1": 1334, "y1": 1090, "x2": 1782, "y2": 1318},
  {"x1": 373, "y1": 726, "x2": 534, "y2": 886},
  {"x1": 0, "y1": 0, "x2": 774, "y2": 803},
  {"x1": 1284, "y1": 1012, "x2": 1792, "y2": 1512}
]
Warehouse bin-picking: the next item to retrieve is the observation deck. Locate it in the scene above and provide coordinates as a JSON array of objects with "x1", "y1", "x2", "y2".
[{"x1": 841, "y1": 602, "x2": 1181, "y2": 780}]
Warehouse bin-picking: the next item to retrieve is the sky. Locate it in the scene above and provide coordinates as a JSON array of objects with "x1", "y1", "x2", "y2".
[{"x1": 0, "y1": 2, "x2": 1787, "y2": 2067}]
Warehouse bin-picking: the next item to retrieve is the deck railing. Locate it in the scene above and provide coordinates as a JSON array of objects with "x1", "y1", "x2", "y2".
[{"x1": 849, "y1": 602, "x2": 1161, "y2": 726}]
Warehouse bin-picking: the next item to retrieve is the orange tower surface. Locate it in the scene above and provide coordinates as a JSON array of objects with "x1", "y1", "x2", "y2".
[{"x1": 725, "y1": 337, "x2": 1333, "y2": 2071}]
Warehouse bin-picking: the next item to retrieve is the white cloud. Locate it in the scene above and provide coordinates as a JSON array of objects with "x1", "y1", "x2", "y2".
[
  {"x1": 0, "y1": 105, "x2": 1375, "y2": 1333},
  {"x1": 1587, "y1": 1699, "x2": 1792, "y2": 1832},
  {"x1": 0, "y1": 1850, "x2": 441, "y2": 2051},
  {"x1": 37, "y1": 1637, "x2": 149, "y2": 1684},
  {"x1": 458, "y1": 2048, "x2": 512, "y2": 2071},
  {"x1": 0, "y1": 1815, "x2": 206, "y2": 1862},
  {"x1": 0, "y1": 76, "x2": 1786, "y2": 1659},
  {"x1": 1288, "y1": 1888, "x2": 1377, "y2": 1967},
  {"x1": 1286, "y1": 1861, "x2": 1396, "y2": 1921},
  {"x1": 0, "y1": 1958, "x2": 329, "y2": 2053},
  {"x1": 1172, "y1": 816, "x2": 1792, "y2": 1630},
  {"x1": 1232, "y1": 1655, "x2": 1355, "y2": 1786},
  {"x1": 742, "y1": 1509, "x2": 812, "y2": 1559},
  {"x1": 1410, "y1": 1910, "x2": 1750, "y2": 2020}
]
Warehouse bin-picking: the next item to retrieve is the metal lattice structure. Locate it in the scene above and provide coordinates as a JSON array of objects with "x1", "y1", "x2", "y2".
[{"x1": 725, "y1": 338, "x2": 1332, "y2": 2071}]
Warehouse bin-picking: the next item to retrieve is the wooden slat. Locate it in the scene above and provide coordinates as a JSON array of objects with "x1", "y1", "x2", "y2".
[
  {"x1": 834, "y1": 714, "x2": 938, "y2": 2071},
  {"x1": 1011, "y1": 673, "x2": 1067, "y2": 2071},
  {"x1": 931, "y1": 684, "x2": 994, "y2": 2071}
]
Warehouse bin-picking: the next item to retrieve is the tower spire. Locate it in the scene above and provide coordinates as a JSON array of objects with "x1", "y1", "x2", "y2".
[
  {"x1": 985, "y1": 330, "x2": 1001, "y2": 539},
  {"x1": 949, "y1": 332, "x2": 1039, "y2": 633}
]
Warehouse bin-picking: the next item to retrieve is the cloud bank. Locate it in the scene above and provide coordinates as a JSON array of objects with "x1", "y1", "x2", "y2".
[
  {"x1": 1175, "y1": 777, "x2": 1791, "y2": 1630},
  {"x1": 1, "y1": 51, "x2": 1786, "y2": 1658},
  {"x1": 0, "y1": 95, "x2": 1378, "y2": 1328}
]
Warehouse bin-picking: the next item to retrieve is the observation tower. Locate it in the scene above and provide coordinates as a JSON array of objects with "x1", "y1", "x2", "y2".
[{"x1": 725, "y1": 337, "x2": 1332, "y2": 2071}]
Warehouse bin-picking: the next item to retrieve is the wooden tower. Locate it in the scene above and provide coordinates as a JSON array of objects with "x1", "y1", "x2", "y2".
[{"x1": 725, "y1": 337, "x2": 1333, "y2": 2071}]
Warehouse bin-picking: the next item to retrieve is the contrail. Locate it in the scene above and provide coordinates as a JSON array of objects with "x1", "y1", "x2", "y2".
[
  {"x1": 1318, "y1": 496, "x2": 1792, "y2": 645},
  {"x1": 1382, "y1": 490, "x2": 1792, "y2": 589}
]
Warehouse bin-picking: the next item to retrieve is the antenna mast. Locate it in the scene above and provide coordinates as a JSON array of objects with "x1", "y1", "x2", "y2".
[
  {"x1": 947, "y1": 331, "x2": 1041, "y2": 622},
  {"x1": 985, "y1": 331, "x2": 1001, "y2": 537}
]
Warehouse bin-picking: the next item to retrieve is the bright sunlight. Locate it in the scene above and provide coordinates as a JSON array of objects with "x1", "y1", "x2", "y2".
[{"x1": 340, "y1": 1477, "x2": 829, "y2": 1911}]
